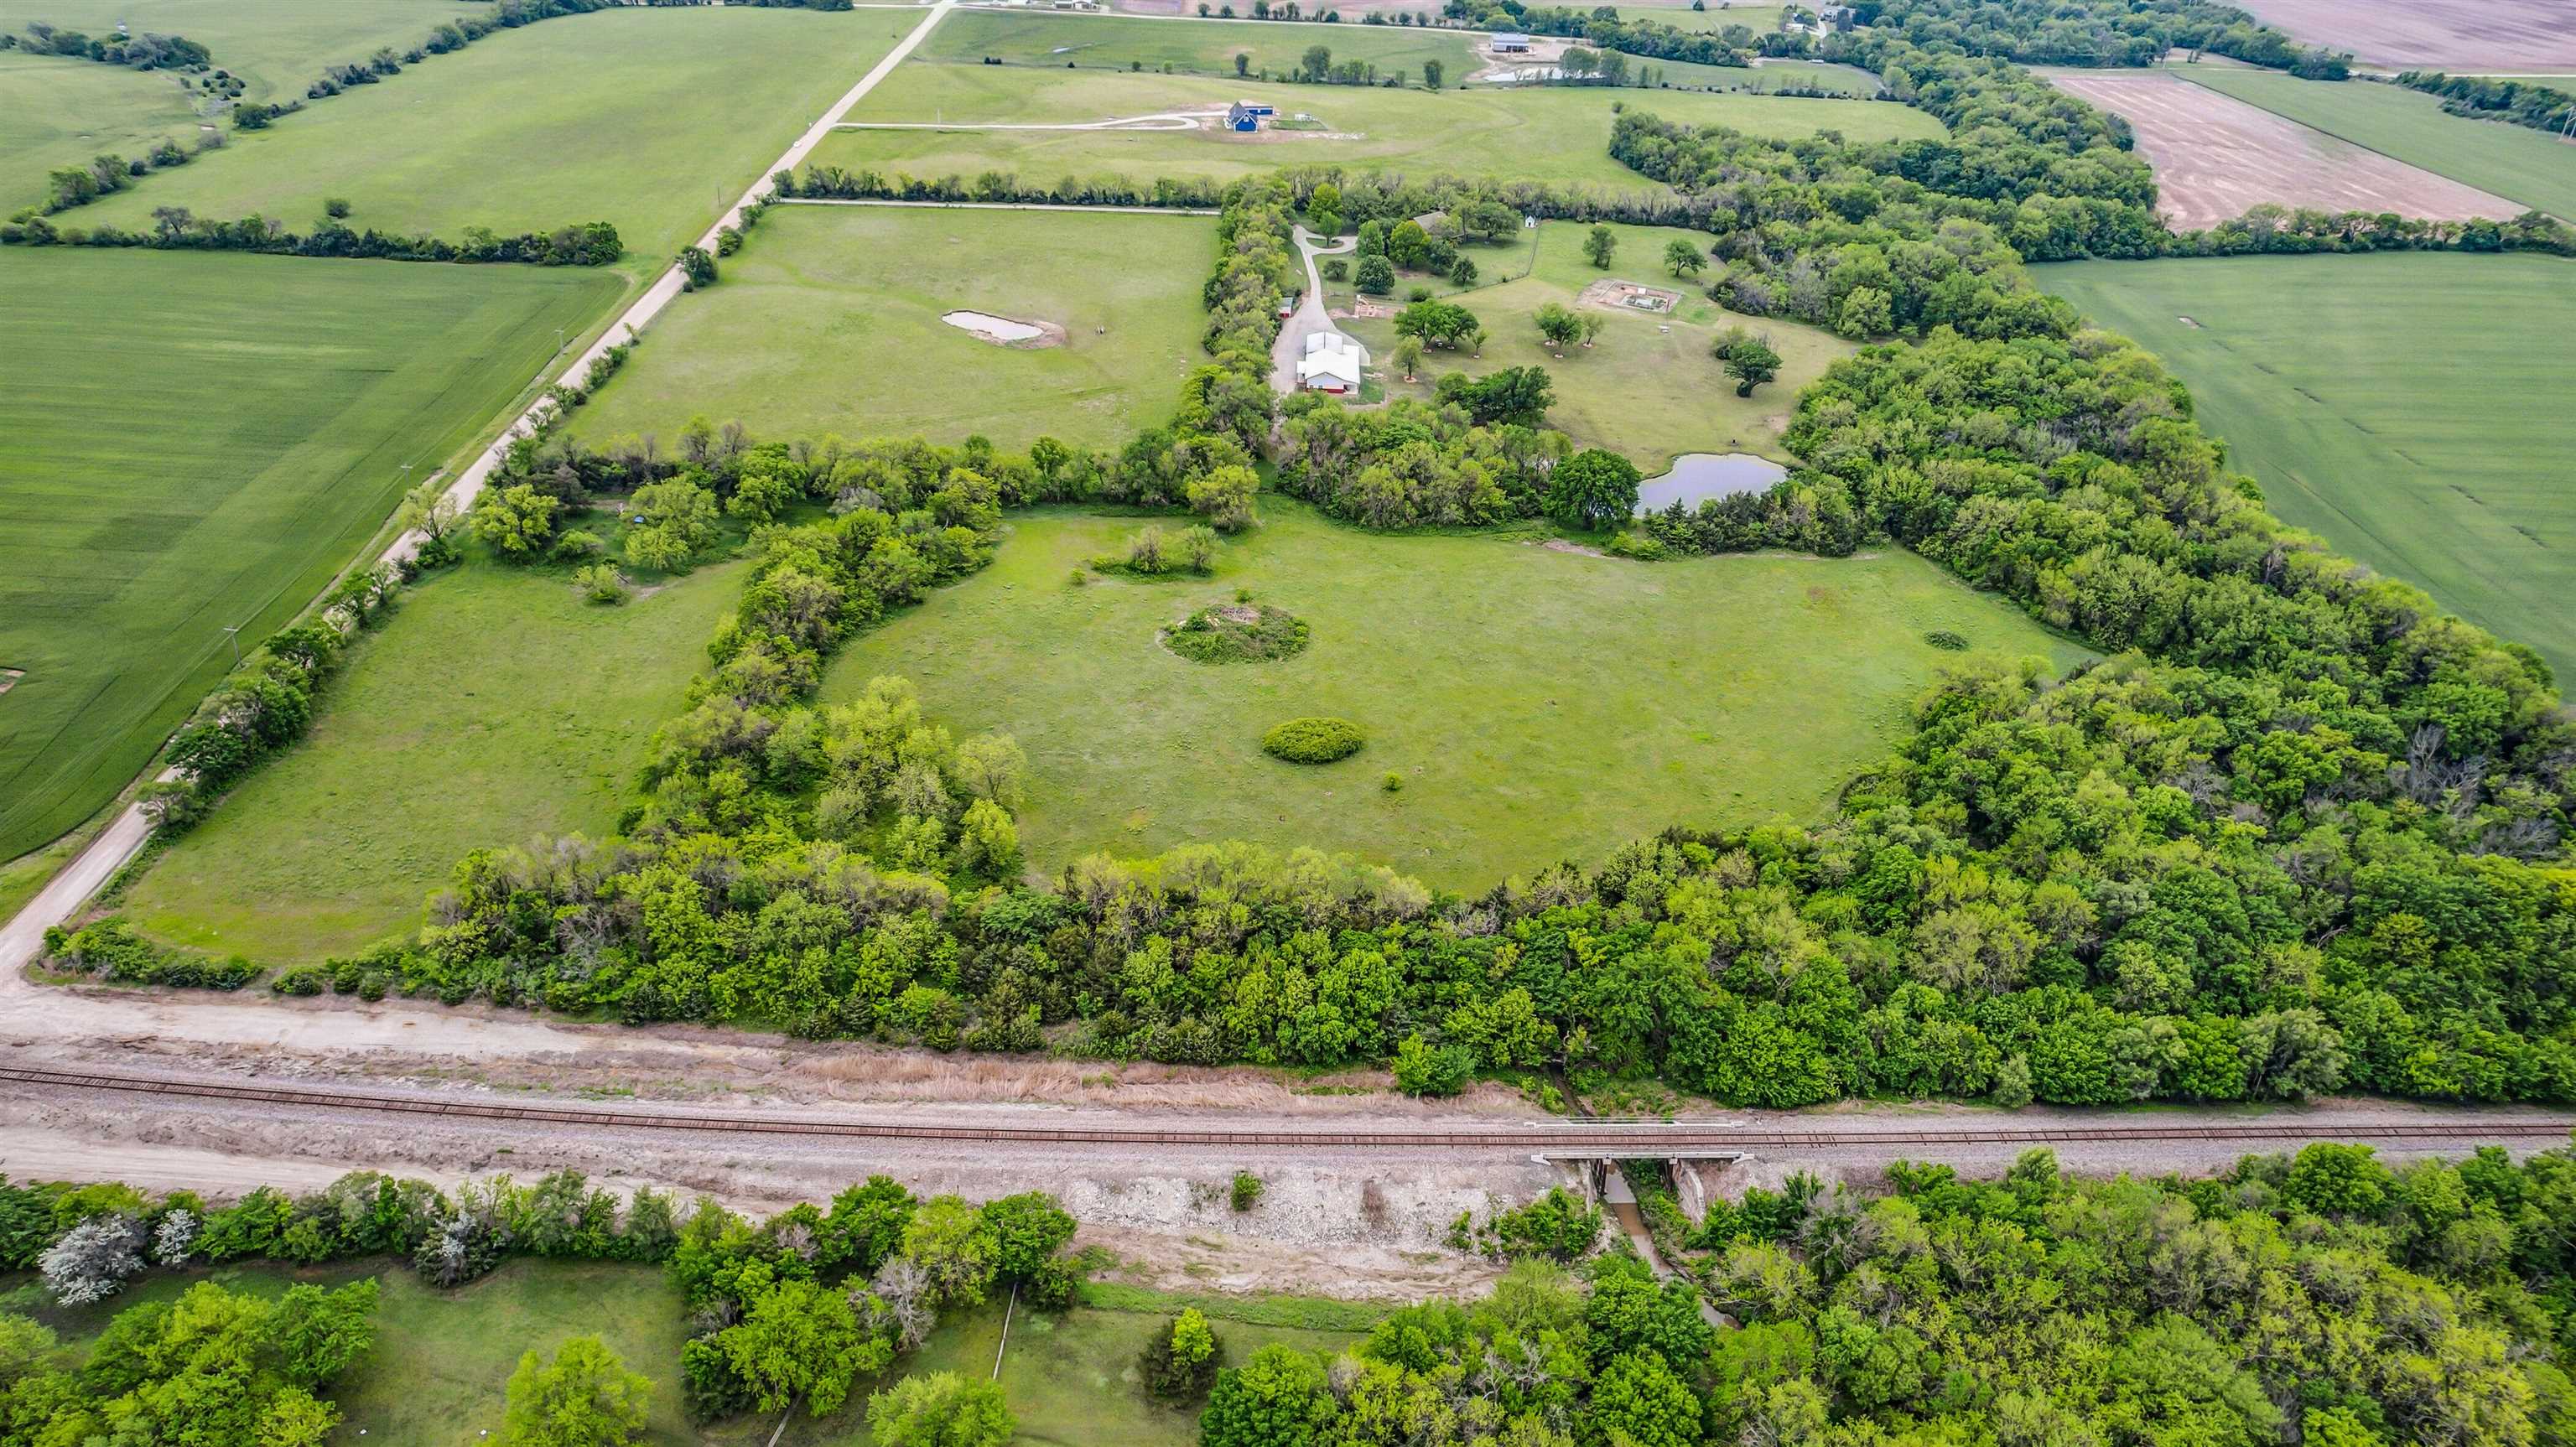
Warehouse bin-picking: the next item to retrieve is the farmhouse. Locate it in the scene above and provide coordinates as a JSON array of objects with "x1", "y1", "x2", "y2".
[
  {"x1": 1227, "y1": 100, "x2": 1275, "y2": 132},
  {"x1": 1297, "y1": 331, "x2": 1368, "y2": 393},
  {"x1": 1492, "y1": 31, "x2": 1532, "y2": 52},
  {"x1": 1815, "y1": 4, "x2": 1857, "y2": 29}
]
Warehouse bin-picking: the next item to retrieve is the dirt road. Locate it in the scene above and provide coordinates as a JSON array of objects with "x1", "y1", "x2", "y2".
[{"x1": 1270, "y1": 225, "x2": 1357, "y2": 393}]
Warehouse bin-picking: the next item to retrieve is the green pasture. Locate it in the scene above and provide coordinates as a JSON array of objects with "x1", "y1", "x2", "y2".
[
  {"x1": 922, "y1": 8, "x2": 1479, "y2": 80},
  {"x1": 2044, "y1": 252, "x2": 2576, "y2": 682},
  {"x1": 16, "y1": 1260, "x2": 1364, "y2": 1447},
  {"x1": 1611, "y1": 3, "x2": 1787, "y2": 29},
  {"x1": 0, "y1": 247, "x2": 617, "y2": 864},
  {"x1": 0, "y1": 50, "x2": 203, "y2": 216},
  {"x1": 572, "y1": 205, "x2": 1210, "y2": 454},
  {"x1": 823, "y1": 62, "x2": 1938, "y2": 188},
  {"x1": 121, "y1": 544, "x2": 745, "y2": 967},
  {"x1": 0, "y1": 0, "x2": 477, "y2": 105},
  {"x1": 2176, "y1": 69, "x2": 2576, "y2": 220},
  {"x1": 70, "y1": 7, "x2": 921, "y2": 269},
  {"x1": 820, "y1": 502, "x2": 2087, "y2": 888},
  {"x1": 1341, "y1": 219, "x2": 1852, "y2": 469}
]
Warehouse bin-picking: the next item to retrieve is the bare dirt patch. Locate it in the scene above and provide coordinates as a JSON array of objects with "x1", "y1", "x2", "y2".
[
  {"x1": 940, "y1": 309, "x2": 1067, "y2": 349},
  {"x1": 1578, "y1": 277, "x2": 1683, "y2": 315},
  {"x1": 2048, "y1": 70, "x2": 2523, "y2": 229},
  {"x1": 2232, "y1": 0, "x2": 2576, "y2": 70},
  {"x1": 0, "y1": 669, "x2": 22, "y2": 696}
]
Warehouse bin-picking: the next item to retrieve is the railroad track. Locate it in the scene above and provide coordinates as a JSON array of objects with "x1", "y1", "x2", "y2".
[{"x1": 6, "y1": 1066, "x2": 2573, "y2": 1153}]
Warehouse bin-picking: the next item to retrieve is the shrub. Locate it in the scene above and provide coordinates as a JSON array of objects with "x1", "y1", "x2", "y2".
[
  {"x1": 1381, "y1": 770, "x2": 1404, "y2": 792},
  {"x1": 1231, "y1": 1171, "x2": 1263, "y2": 1212},
  {"x1": 1261, "y1": 716, "x2": 1362, "y2": 764},
  {"x1": 1393, "y1": 1032, "x2": 1472, "y2": 1096},
  {"x1": 323, "y1": 196, "x2": 351, "y2": 218},
  {"x1": 1141, "y1": 1308, "x2": 1223, "y2": 1399},
  {"x1": 1164, "y1": 604, "x2": 1308, "y2": 664},
  {"x1": 1924, "y1": 630, "x2": 1968, "y2": 650},
  {"x1": 574, "y1": 563, "x2": 631, "y2": 604}
]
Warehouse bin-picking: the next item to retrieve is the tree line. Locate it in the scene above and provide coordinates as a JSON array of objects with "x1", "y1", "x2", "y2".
[
  {"x1": 1, "y1": 209, "x2": 624, "y2": 265},
  {"x1": 3, "y1": 20, "x2": 209, "y2": 69},
  {"x1": 0, "y1": 1167, "x2": 1083, "y2": 1443},
  {"x1": 2393, "y1": 70, "x2": 2576, "y2": 138}
]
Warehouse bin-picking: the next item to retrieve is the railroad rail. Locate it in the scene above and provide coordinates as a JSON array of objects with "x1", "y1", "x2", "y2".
[{"x1": 6, "y1": 1066, "x2": 2574, "y2": 1153}]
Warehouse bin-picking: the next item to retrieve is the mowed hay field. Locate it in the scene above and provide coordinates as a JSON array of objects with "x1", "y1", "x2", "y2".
[
  {"x1": 921, "y1": 8, "x2": 1480, "y2": 80},
  {"x1": 821, "y1": 503, "x2": 2087, "y2": 888},
  {"x1": 2044, "y1": 69, "x2": 2520, "y2": 229},
  {"x1": 571, "y1": 205, "x2": 1210, "y2": 454},
  {"x1": 0, "y1": 0, "x2": 486, "y2": 104},
  {"x1": 2231, "y1": 0, "x2": 2576, "y2": 71},
  {"x1": 70, "y1": 7, "x2": 921, "y2": 270},
  {"x1": 2045, "y1": 252, "x2": 2576, "y2": 682},
  {"x1": 0, "y1": 49, "x2": 203, "y2": 217},
  {"x1": 1342, "y1": 219, "x2": 1851, "y2": 469},
  {"x1": 821, "y1": 60, "x2": 1940, "y2": 189},
  {"x1": 0, "y1": 247, "x2": 618, "y2": 864},
  {"x1": 2174, "y1": 68, "x2": 2576, "y2": 222},
  {"x1": 18, "y1": 1262, "x2": 1364, "y2": 1447},
  {"x1": 120, "y1": 550, "x2": 743, "y2": 966}
]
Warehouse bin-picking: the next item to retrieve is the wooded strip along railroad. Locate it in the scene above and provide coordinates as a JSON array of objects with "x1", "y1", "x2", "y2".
[{"x1": 5, "y1": 1066, "x2": 2572, "y2": 1150}]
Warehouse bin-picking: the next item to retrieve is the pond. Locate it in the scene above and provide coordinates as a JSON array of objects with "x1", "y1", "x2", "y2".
[
  {"x1": 1634, "y1": 453, "x2": 1788, "y2": 515},
  {"x1": 942, "y1": 309, "x2": 1044, "y2": 344}
]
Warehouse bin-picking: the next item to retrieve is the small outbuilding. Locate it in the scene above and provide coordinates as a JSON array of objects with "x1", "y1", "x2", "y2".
[
  {"x1": 1227, "y1": 100, "x2": 1275, "y2": 132},
  {"x1": 1492, "y1": 31, "x2": 1532, "y2": 52},
  {"x1": 1297, "y1": 331, "x2": 1368, "y2": 394}
]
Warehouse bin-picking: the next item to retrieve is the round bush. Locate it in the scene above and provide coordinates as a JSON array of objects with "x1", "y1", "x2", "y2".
[{"x1": 1262, "y1": 716, "x2": 1363, "y2": 765}]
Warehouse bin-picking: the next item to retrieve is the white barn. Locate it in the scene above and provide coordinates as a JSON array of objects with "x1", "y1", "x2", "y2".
[{"x1": 1298, "y1": 331, "x2": 1368, "y2": 393}]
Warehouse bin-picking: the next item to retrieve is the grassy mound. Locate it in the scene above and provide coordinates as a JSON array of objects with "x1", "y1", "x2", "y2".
[
  {"x1": 1165, "y1": 603, "x2": 1309, "y2": 665},
  {"x1": 1264, "y1": 716, "x2": 1365, "y2": 765}
]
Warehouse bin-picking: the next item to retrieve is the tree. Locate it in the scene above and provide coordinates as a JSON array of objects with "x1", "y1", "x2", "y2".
[
  {"x1": 1535, "y1": 302, "x2": 1581, "y2": 351},
  {"x1": 1582, "y1": 225, "x2": 1617, "y2": 268},
  {"x1": 1391, "y1": 335, "x2": 1426, "y2": 381},
  {"x1": 1145, "y1": 1308, "x2": 1224, "y2": 1398},
  {"x1": 1388, "y1": 219, "x2": 1431, "y2": 269},
  {"x1": 1234, "y1": 50, "x2": 1249, "y2": 75},
  {"x1": 866, "y1": 1372, "x2": 1013, "y2": 1447},
  {"x1": 678, "y1": 246, "x2": 717, "y2": 288},
  {"x1": 897, "y1": 1197, "x2": 999, "y2": 1308},
  {"x1": 625, "y1": 477, "x2": 720, "y2": 572},
  {"x1": 979, "y1": 1192, "x2": 1076, "y2": 1287},
  {"x1": 1448, "y1": 253, "x2": 1478, "y2": 287},
  {"x1": 1546, "y1": 449, "x2": 1640, "y2": 531},
  {"x1": 714, "y1": 1278, "x2": 886, "y2": 1417},
  {"x1": 952, "y1": 734, "x2": 1029, "y2": 809},
  {"x1": 398, "y1": 479, "x2": 464, "y2": 566},
  {"x1": 1354, "y1": 255, "x2": 1395, "y2": 295},
  {"x1": 1835, "y1": 284, "x2": 1892, "y2": 339},
  {"x1": 1301, "y1": 44, "x2": 1331, "y2": 80},
  {"x1": 1421, "y1": 57, "x2": 1442, "y2": 88},
  {"x1": 1202, "y1": 1345, "x2": 1334, "y2": 1447},
  {"x1": 501, "y1": 1336, "x2": 651, "y2": 1447},
  {"x1": 1187, "y1": 464, "x2": 1260, "y2": 532},
  {"x1": 472, "y1": 484, "x2": 561, "y2": 560},
  {"x1": 1580, "y1": 313, "x2": 1603, "y2": 349},
  {"x1": 1712, "y1": 327, "x2": 1781, "y2": 397},
  {"x1": 956, "y1": 799, "x2": 1021, "y2": 878},
  {"x1": 39, "y1": 1214, "x2": 143, "y2": 1304},
  {"x1": 1393, "y1": 1033, "x2": 1474, "y2": 1096},
  {"x1": 1434, "y1": 366, "x2": 1552, "y2": 427},
  {"x1": 1664, "y1": 238, "x2": 1706, "y2": 277},
  {"x1": 1393, "y1": 298, "x2": 1478, "y2": 350}
]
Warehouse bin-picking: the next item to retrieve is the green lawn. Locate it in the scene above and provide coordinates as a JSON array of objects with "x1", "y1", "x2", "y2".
[
  {"x1": 70, "y1": 7, "x2": 922, "y2": 269},
  {"x1": 572, "y1": 205, "x2": 1212, "y2": 454},
  {"x1": 120, "y1": 543, "x2": 745, "y2": 966},
  {"x1": 1342, "y1": 219, "x2": 1851, "y2": 469},
  {"x1": 819, "y1": 61, "x2": 1940, "y2": 189},
  {"x1": 2044, "y1": 252, "x2": 2576, "y2": 682},
  {"x1": 819, "y1": 502, "x2": 2087, "y2": 889},
  {"x1": 0, "y1": 246, "x2": 619, "y2": 864},
  {"x1": 921, "y1": 8, "x2": 1480, "y2": 81},
  {"x1": 11, "y1": 1262, "x2": 1365, "y2": 1447},
  {"x1": 0, "y1": 0, "x2": 480, "y2": 106},
  {"x1": 0, "y1": 49, "x2": 205, "y2": 216},
  {"x1": 2175, "y1": 69, "x2": 2576, "y2": 220}
]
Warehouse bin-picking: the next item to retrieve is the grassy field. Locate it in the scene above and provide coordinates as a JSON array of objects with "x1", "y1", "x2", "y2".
[
  {"x1": 572, "y1": 205, "x2": 1211, "y2": 454},
  {"x1": 2044, "y1": 252, "x2": 2576, "y2": 682},
  {"x1": 0, "y1": 50, "x2": 205, "y2": 216},
  {"x1": 71, "y1": 7, "x2": 921, "y2": 269},
  {"x1": 2176, "y1": 68, "x2": 2576, "y2": 220},
  {"x1": 922, "y1": 8, "x2": 1479, "y2": 80},
  {"x1": 820, "y1": 502, "x2": 2087, "y2": 888},
  {"x1": 0, "y1": 0, "x2": 477, "y2": 105},
  {"x1": 0, "y1": 247, "x2": 618, "y2": 864},
  {"x1": 12, "y1": 1261, "x2": 1365, "y2": 1447},
  {"x1": 119, "y1": 542, "x2": 745, "y2": 966},
  {"x1": 1338, "y1": 219, "x2": 1850, "y2": 468},
  {"x1": 823, "y1": 62, "x2": 1939, "y2": 189},
  {"x1": 1613, "y1": 3, "x2": 1787, "y2": 29}
]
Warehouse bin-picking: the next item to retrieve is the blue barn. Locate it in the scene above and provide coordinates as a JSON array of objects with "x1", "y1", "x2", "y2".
[{"x1": 1227, "y1": 101, "x2": 1275, "y2": 132}]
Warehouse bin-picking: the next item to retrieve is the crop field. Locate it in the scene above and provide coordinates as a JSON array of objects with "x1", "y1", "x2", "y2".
[
  {"x1": 822, "y1": 61, "x2": 1939, "y2": 189},
  {"x1": 70, "y1": 7, "x2": 921, "y2": 271},
  {"x1": 572, "y1": 205, "x2": 1210, "y2": 454},
  {"x1": 2174, "y1": 68, "x2": 2576, "y2": 221},
  {"x1": 0, "y1": 49, "x2": 203, "y2": 216},
  {"x1": 0, "y1": 247, "x2": 617, "y2": 865},
  {"x1": 1337, "y1": 219, "x2": 1852, "y2": 469},
  {"x1": 820, "y1": 503, "x2": 2087, "y2": 887},
  {"x1": 2045, "y1": 252, "x2": 2576, "y2": 682},
  {"x1": 19, "y1": 1261, "x2": 1364, "y2": 1447},
  {"x1": 2231, "y1": 0, "x2": 2576, "y2": 71},
  {"x1": 119, "y1": 548, "x2": 745, "y2": 967},
  {"x1": 922, "y1": 8, "x2": 1479, "y2": 80},
  {"x1": 2045, "y1": 69, "x2": 2521, "y2": 229},
  {"x1": 0, "y1": 0, "x2": 480, "y2": 104}
]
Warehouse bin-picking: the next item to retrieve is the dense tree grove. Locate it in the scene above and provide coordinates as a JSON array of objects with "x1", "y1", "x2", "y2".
[
  {"x1": 1206, "y1": 1141, "x2": 2576, "y2": 1447},
  {"x1": 2392, "y1": 71, "x2": 2576, "y2": 138},
  {"x1": 1863, "y1": 0, "x2": 2350, "y2": 75},
  {"x1": 1, "y1": 206, "x2": 625, "y2": 263},
  {"x1": 5, "y1": 20, "x2": 209, "y2": 70}
]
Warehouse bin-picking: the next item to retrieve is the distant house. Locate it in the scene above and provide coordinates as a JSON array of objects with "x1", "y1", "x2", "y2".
[
  {"x1": 1298, "y1": 331, "x2": 1368, "y2": 393},
  {"x1": 1492, "y1": 31, "x2": 1532, "y2": 52},
  {"x1": 1412, "y1": 209, "x2": 1450, "y2": 236},
  {"x1": 1815, "y1": 4, "x2": 1857, "y2": 29},
  {"x1": 1227, "y1": 100, "x2": 1275, "y2": 132}
]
